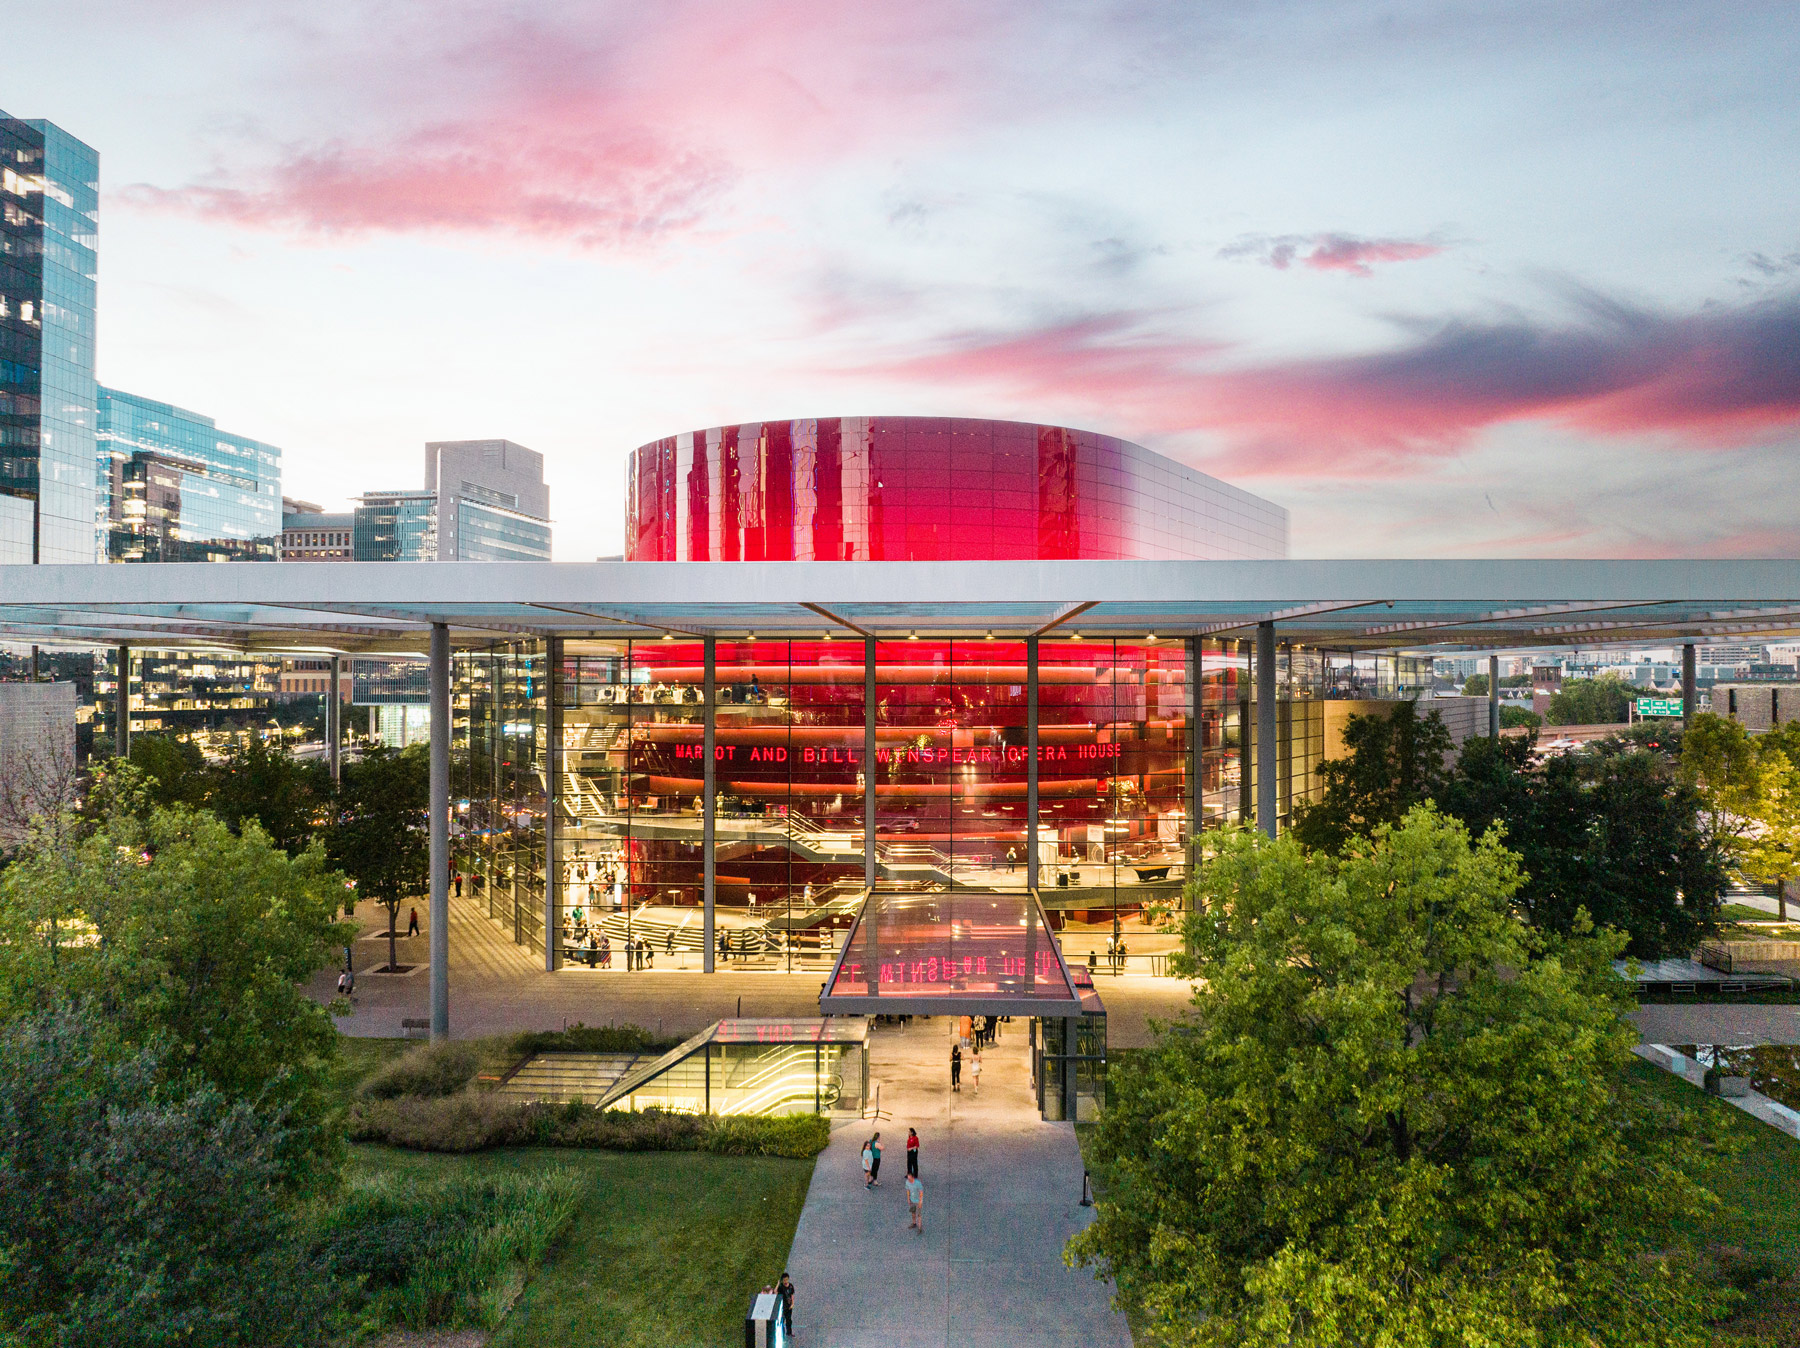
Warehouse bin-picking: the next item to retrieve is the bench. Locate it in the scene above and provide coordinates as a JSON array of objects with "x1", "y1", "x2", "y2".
[{"x1": 401, "y1": 1017, "x2": 431, "y2": 1040}]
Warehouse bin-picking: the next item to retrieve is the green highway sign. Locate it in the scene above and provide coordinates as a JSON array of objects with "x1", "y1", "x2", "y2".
[{"x1": 1635, "y1": 697, "x2": 1684, "y2": 718}]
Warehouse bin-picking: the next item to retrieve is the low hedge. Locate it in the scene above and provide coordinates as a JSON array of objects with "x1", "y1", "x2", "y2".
[
  {"x1": 349, "y1": 1095, "x2": 829, "y2": 1159},
  {"x1": 506, "y1": 1022, "x2": 684, "y2": 1056},
  {"x1": 358, "y1": 1041, "x2": 483, "y2": 1100}
]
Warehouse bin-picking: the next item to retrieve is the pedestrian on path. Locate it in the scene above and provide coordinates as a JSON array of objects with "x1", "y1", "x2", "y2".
[
  {"x1": 905, "y1": 1127, "x2": 919, "y2": 1178},
  {"x1": 777, "y1": 1273, "x2": 795, "y2": 1338},
  {"x1": 907, "y1": 1172, "x2": 924, "y2": 1233},
  {"x1": 407, "y1": 907, "x2": 419, "y2": 937},
  {"x1": 970, "y1": 1049, "x2": 982, "y2": 1097},
  {"x1": 950, "y1": 1043, "x2": 962, "y2": 1092},
  {"x1": 861, "y1": 1137, "x2": 873, "y2": 1186},
  {"x1": 868, "y1": 1132, "x2": 883, "y2": 1187}
]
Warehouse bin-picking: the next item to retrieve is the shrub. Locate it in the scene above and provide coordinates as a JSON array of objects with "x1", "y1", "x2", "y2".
[
  {"x1": 314, "y1": 1169, "x2": 581, "y2": 1330},
  {"x1": 506, "y1": 1021, "x2": 683, "y2": 1057},
  {"x1": 348, "y1": 1094, "x2": 831, "y2": 1157},
  {"x1": 358, "y1": 1040, "x2": 482, "y2": 1100}
]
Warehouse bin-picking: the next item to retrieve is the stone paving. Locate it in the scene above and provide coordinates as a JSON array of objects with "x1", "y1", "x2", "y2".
[{"x1": 782, "y1": 1017, "x2": 1132, "y2": 1348}]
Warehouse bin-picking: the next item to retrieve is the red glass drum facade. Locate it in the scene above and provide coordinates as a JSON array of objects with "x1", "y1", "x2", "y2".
[{"x1": 626, "y1": 417, "x2": 1287, "y2": 562}]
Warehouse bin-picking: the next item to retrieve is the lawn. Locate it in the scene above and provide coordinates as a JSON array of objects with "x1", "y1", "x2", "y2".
[{"x1": 349, "y1": 1145, "x2": 815, "y2": 1348}]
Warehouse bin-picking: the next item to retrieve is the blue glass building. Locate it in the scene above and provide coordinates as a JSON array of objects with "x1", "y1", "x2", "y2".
[
  {"x1": 97, "y1": 388, "x2": 281, "y2": 561},
  {"x1": 0, "y1": 112, "x2": 100, "y2": 564}
]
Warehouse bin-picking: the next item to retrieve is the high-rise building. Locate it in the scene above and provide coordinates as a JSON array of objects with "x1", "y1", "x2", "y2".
[
  {"x1": 0, "y1": 112, "x2": 99, "y2": 564},
  {"x1": 353, "y1": 439, "x2": 552, "y2": 561},
  {"x1": 97, "y1": 387, "x2": 281, "y2": 561},
  {"x1": 281, "y1": 498, "x2": 353, "y2": 561}
]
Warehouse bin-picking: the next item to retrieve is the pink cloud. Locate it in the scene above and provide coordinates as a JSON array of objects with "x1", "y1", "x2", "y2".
[
  {"x1": 124, "y1": 1, "x2": 1032, "y2": 247},
  {"x1": 1222, "y1": 232, "x2": 1445, "y2": 277},
  {"x1": 840, "y1": 292, "x2": 1800, "y2": 476}
]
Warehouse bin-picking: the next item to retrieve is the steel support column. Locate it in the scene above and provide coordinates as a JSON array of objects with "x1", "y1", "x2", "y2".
[
  {"x1": 1256, "y1": 621, "x2": 1277, "y2": 838},
  {"x1": 328, "y1": 654, "x2": 343, "y2": 783},
  {"x1": 1185, "y1": 636, "x2": 1201, "y2": 881},
  {"x1": 1683, "y1": 643, "x2": 1696, "y2": 728},
  {"x1": 864, "y1": 636, "x2": 877, "y2": 889},
  {"x1": 1026, "y1": 636, "x2": 1040, "y2": 891},
  {"x1": 428, "y1": 623, "x2": 450, "y2": 1040},
  {"x1": 1488, "y1": 653, "x2": 1500, "y2": 741},
  {"x1": 704, "y1": 636, "x2": 717, "y2": 973},
  {"x1": 115, "y1": 644, "x2": 130, "y2": 758},
  {"x1": 544, "y1": 636, "x2": 562, "y2": 973}
]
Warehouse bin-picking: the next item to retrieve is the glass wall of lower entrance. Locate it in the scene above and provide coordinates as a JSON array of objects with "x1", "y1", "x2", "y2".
[{"x1": 448, "y1": 633, "x2": 1379, "y2": 965}]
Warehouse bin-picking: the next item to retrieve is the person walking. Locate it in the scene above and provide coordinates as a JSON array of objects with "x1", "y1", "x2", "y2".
[
  {"x1": 868, "y1": 1132, "x2": 883, "y2": 1187},
  {"x1": 1006, "y1": 845, "x2": 1017, "y2": 873},
  {"x1": 970, "y1": 1049, "x2": 982, "y2": 1097},
  {"x1": 861, "y1": 1136, "x2": 874, "y2": 1187},
  {"x1": 406, "y1": 906, "x2": 420, "y2": 937},
  {"x1": 907, "y1": 1171, "x2": 925, "y2": 1233},
  {"x1": 777, "y1": 1273, "x2": 795, "y2": 1339},
  {"x1": 950, "y1": 1042, "x2": 962, "y2": 1092},
  {"x1": 905, "y1": 1127, "x2": 919, "y2": 1178},
  {"x1": 599, "y1": 933, "x2": 611, "y2": 969}
]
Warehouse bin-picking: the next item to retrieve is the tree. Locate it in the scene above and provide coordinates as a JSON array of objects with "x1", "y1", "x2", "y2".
[
  {"x1": 1068, "y1": 810, "x2": 1731, "y2": 1347},
  {"x1": 0, "y1": 805, "x2": 354, "y2": 1190},
  {"x1": 1289, "y1": 701, "x2": 1452, "y2": 854},
  {"x1": 208, "y1": 738, "x2": 330, "y2": 855},
  {"x1": 125, "y1": 733, "x2": 210, "y2": 811},
  {"x1": 1712, "y1": 718, "x2": 1800, "y2": 921},
  {"x1": 0, "y1": 1006, "x2": 336, "y2": 1347},
  {"x1": 1440, "y1": 737, "x2": 1724, "y2": 958},
  {"x1": 1499, "y1": 705, "x2": 1541, "y2": 730},
  {"x1": 1544, "y1": 673, "x2": 1636, "y2": 725},
  {"x1": 327, "y1": 745, "x2": 429, "y2": 973}
]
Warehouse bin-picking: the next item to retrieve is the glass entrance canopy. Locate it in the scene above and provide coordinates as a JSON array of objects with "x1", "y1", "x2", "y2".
[{"x1": 820, "y1": 887, "x2": 1084, "y2": 1017}]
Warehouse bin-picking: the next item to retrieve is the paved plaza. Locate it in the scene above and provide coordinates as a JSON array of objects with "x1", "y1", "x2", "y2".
[
  {"x1": 313, "y1": 896, "x2": 1196, "y2": 1045},
  {"x1": 783, "y1": 1017, "x2": 1132, "y2": 1348}
]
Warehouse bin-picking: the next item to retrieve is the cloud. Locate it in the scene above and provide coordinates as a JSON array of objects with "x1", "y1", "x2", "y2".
[
  {"x1": 120, "y1": 0, "x2": 1047, "y2": 248},
  {"x1": 841, "y1": 289, "x2": 1800, "y2": 476},
  {"x1": 1221, "y1": 231, "x2": 1445, "y2": 276}
]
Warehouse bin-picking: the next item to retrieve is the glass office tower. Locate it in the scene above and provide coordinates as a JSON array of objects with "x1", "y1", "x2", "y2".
[
  {"x1": 0, "y1": 112, "x2": 99, "y2": 564},
  {"x1": 97, "y1": 388, "x2": 282, "y2": 561}
]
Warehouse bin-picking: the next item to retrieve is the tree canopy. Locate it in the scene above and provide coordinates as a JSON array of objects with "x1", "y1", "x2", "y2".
[
  {"x1": 0, "y1": 804, "x2": 354, "y2": 1189},
  {"x1": 1544, "y1": 674, "x2": 1637, "y2": 725},
  {"x1": 1439, "y1": 736, "x2": 1724, "y2": 958},
  {"x1": 1289, "y1": 701, "x2": 1452, "y2": 855},
  {"x1": 0, "y1": 1007, "x2": 335, "y2": 1347},
  {"x1": 327, "y1": 745, "x2": 429, "y2": 971},
  {"x1": 1068, "y1": 809, "x2": 1731, "y2": 1347}
]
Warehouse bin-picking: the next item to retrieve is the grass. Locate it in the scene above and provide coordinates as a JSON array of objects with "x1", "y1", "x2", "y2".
[
  {"x1": 1623, "y1": 1057, "x2": 1800, "y2": 1338},
  {"x1": 349, "y1": 1144, "x2": 816, "y2": 1348},
  {"x1": 1719, "y1": 902, "x2": 1792, "y2": 924}
]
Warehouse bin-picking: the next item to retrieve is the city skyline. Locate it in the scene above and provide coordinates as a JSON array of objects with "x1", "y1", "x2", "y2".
[{"x1": 3, "y1": 2, "x2": 1798, "y2": 562}]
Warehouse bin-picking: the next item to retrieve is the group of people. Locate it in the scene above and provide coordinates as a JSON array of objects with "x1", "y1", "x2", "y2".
[
  {"x1": 565, "y1": 925, "x2": 672, "y2": 970},
  {"x1": 860, "y1": 1127, "x2": 927, "y2": 1234},
  {"x1": 1086, "y1": 934, "x2": 1130, "y2": 972}
]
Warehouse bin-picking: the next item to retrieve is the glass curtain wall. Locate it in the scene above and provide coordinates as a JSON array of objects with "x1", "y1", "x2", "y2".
[
  {"x1": 1035, "y1": 638, "x2": 1191, "y2": 925},
  {"x1": 456, "y1": 634, "x2": 1196, "y2": 961},
  {"x1": 1195, "y1": 637, "x2": 1245, "y2": 830}
]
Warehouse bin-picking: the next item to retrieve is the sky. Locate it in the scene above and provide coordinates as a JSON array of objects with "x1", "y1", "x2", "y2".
[{"x1": 5, "y1": 0, "x2": 1799, "y2": 561}]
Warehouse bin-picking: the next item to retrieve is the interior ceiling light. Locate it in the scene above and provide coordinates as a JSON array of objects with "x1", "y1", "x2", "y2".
[
  {"x1": 823, "y1": 628, "x2": 834, "y2": 641},
  {"x1": 747, "y1": 631, "x2": 756, "y2": 642},
  {"x1": 985, "y1": 630, "x2": 995, "y2": 641},
  {"x1": 662, "y1": 631, "x2": 674, "y2": 641},
  {"x1": 1146, "y1": 633, "x2": 1158, "y2": 643},
  {"x1": 908, "y1": 630, "x2": 919, "y2": 640},
  {"x1": 1069, "y1": 630, "x2": 1081, "y2": 640}
]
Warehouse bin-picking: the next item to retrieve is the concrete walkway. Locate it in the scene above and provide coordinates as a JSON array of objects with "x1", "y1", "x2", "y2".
[{"x1": 783, "y1": 1018, "x2": 1132, "y2": 1347}]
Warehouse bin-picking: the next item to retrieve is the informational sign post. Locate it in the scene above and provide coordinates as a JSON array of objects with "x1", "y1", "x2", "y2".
[{"x1": 1634, "y1": 697, "x2": 1684, "y2": 719}]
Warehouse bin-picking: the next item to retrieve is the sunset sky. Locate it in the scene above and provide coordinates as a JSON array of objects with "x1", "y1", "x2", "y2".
[{"x1": 7, "y1": 1, "x2": 1799, "y2": 561}]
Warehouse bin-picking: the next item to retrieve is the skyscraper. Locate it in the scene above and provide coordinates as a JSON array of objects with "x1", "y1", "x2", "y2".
[
  {"x1": 97, "y1": 387, "x2": 282, "y2": 561},
  {"x1": 0, "y1": 112, "x2": 99, "y2": 564},
  {"x1": 353, "y1": 439, "x2": 551, "y2": 560}
]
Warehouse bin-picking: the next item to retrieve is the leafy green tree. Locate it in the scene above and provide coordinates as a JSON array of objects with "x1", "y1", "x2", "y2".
[
  {"x1": 327, "y1": 745, "x2": 429, "y2": 972},
  {"x1": 1439, "y1": 737, "x2": 1724, "y2": 957},
  {"x1": 126, "y1": 734, "x2": 210, "y2": 811},
  {"x1": 1680, "y1": 711, "x2": 1758, "y2": 838},
  {"x1": 1499, "y1": 705, "x2": 1541, "y2": 730},
  {"x1": 1544, "y1": 673, "x2": 1636, "y2": 725},
  {"x1": 0, "y1": 1006, "x2": 336, "y2": 1347},
  {"x1": 208, "y1": 738, "x2": 330, "y2": 855},
  {"x1": 0, "y1": 806, "x2": 353, "y2": 1189},
  {"x1": 1069, "y1": 810, "x2": 1731, "y2": 1347},
  {"x1": 1460, "y1": 672, "x2": 1489, "y2": 697},
  {"x1": 1290, "y1": 701, "x2": 1452, "y2": 854}
]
